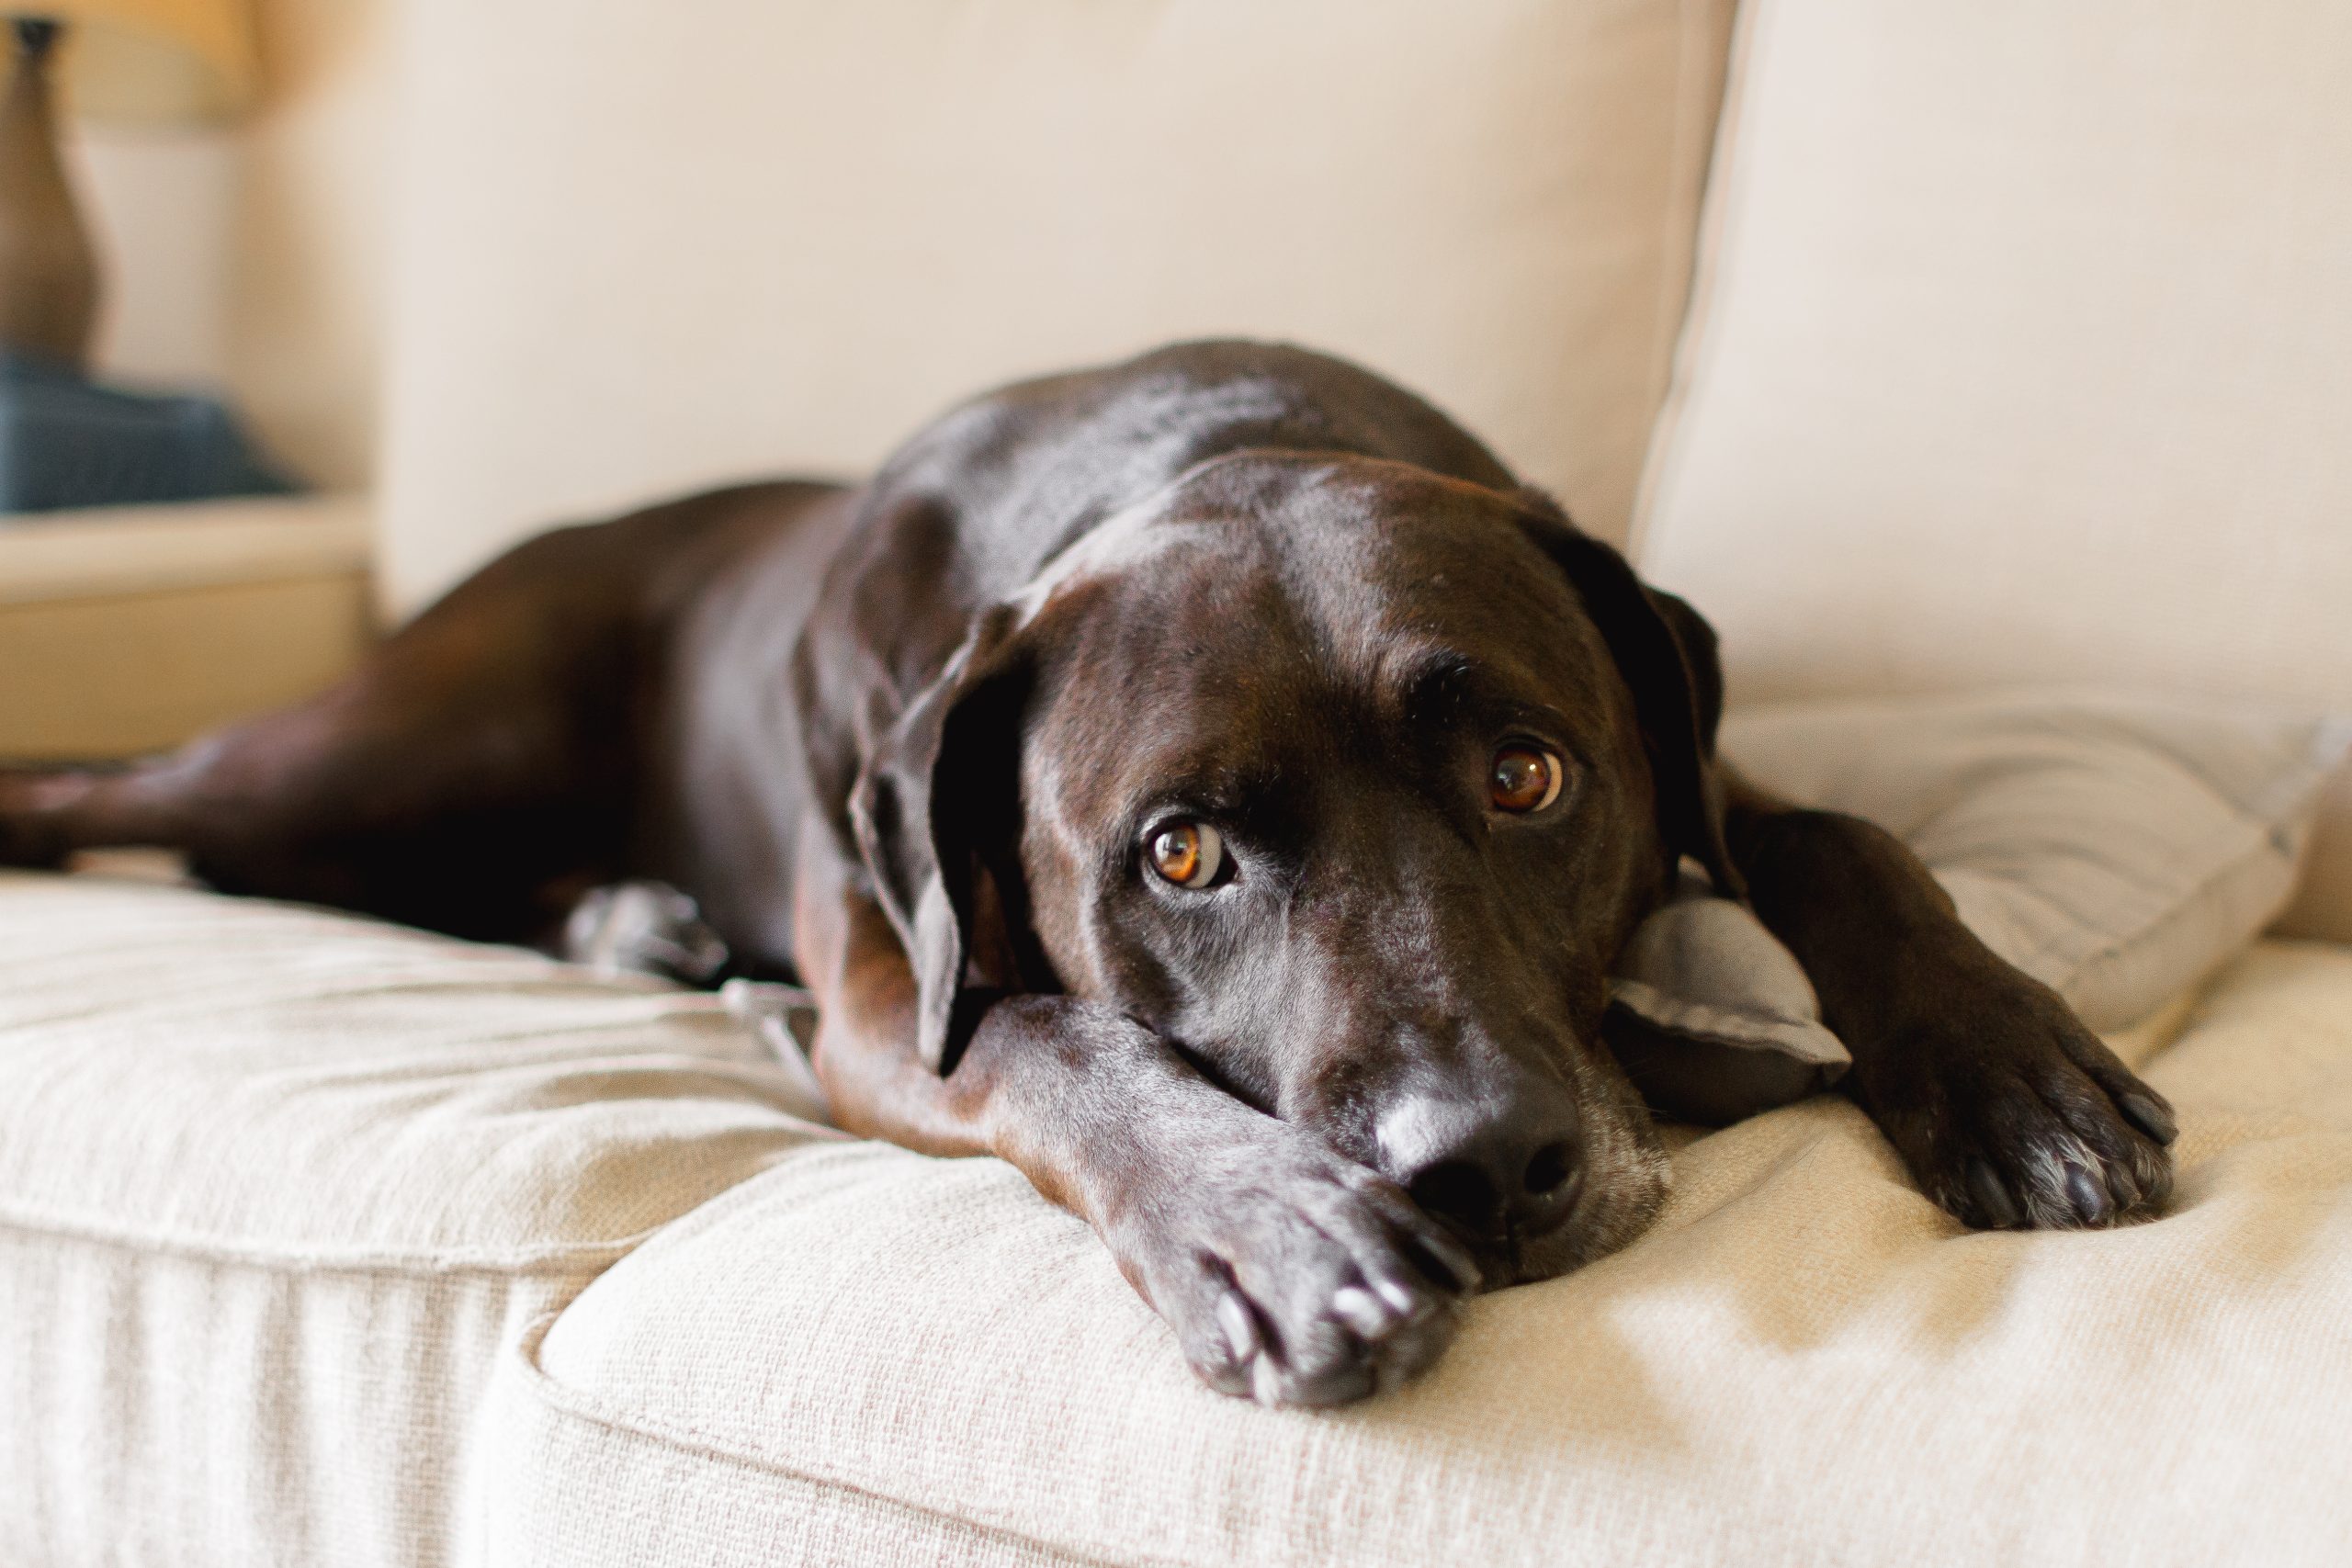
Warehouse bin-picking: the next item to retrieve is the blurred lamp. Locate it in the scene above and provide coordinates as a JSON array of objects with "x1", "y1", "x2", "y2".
[{"x1": 0, "y1": 1, "x2": 259, "y2": 368}]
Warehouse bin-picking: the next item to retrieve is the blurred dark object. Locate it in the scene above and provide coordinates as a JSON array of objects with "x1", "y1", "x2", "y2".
[
  {"x1": 0, "y1": 348, "x2": 295, "y2": 511},
  {"x1": 0, "y1": 19, "x2": 97, "y2": 367}
]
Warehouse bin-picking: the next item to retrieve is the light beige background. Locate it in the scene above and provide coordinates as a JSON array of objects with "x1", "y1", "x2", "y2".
[
  {"x1": 1634, "y1": 0, "x2": 2352, "y2": 936},
  {"x1": 375, "y1": 0, "x2": 1737, "y2": 611}
]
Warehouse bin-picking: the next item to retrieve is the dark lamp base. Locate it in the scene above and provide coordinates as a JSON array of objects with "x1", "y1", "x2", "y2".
[{"x1": 0, "y1": 16, "x2": 99, "y2": 368}]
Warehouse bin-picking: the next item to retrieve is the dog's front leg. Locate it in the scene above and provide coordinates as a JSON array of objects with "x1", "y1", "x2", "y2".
[
  {"x1": 1719, "y1": 772, "x2": 2178, "y2": 1230},
  {"x1": 793, "y1": 829, "x2": 1479, "y2": 1405}
]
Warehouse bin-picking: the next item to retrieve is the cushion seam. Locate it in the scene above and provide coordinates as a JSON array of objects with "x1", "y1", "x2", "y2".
[
  {"x1": 2055, "y1": 835, "x2": 2301, "y2": 1016},
  {"x1": 1933, "y1": 808, "x2": 2271, "y2": 977},
  {"x1": 1626, "y1": 0, "x2": 1773, "y2": 559},
  {"x1": 1607, "y1": 984, "x2": 1848, "y2": 1066},
  {"x1": 1637, "y1": 0, "x2": 1736, "y2": 480},
  {"x1": 1974, "y1": 811, "x2": 2291, "y2": 989}
]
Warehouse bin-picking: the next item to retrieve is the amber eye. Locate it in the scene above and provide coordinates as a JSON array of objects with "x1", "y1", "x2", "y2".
[
  {"x1": 1489, "y1": 745, "x2": 1565, "y2": 813},
  {"x1": 1147, "y1": 819, "x2": 1225, "y2": 889}
]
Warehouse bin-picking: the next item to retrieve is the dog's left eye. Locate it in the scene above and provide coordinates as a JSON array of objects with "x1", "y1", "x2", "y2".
[
  {"x1": 1146, "y1": 819, "x2": 1225, "y2": 889},
  {"x1": 1489, "y1": 745, "x2": 1565, "y2": 813}
]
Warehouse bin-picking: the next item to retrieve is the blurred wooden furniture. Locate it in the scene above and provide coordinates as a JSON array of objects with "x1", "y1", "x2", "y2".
[{"x1": 0, "y1": 492, "x2": 370, "y2": 757}]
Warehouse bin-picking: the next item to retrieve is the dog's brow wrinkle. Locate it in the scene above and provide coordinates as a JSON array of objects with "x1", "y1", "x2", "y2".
[{"x1": 1392, "y1": 649, "x2": 1477, "y2": 724}]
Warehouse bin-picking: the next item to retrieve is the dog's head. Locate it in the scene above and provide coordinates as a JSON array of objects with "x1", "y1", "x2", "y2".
[{"x1": 854, "y1": 453, "x2": 1735, "y2": 1282}]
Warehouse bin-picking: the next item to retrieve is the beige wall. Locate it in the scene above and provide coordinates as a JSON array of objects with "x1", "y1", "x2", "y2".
[{"x1": 66, "y1": 0, "x2": 392, "y2": 491}]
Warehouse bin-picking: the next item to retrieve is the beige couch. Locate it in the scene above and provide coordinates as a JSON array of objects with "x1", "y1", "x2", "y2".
[{"x1": 7, "y1": 2, "x2": 2351, "y2": 1564}]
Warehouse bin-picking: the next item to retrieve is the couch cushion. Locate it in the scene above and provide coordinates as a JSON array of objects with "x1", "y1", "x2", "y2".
[
  {"x1": 379, "y1": 0, "x2": 1739, "y2": 610},
  {"x1": 1722, "y1": 695, "x2": 2351, "y2": 1030},
  {"x1": 0, "y1": 872, "x2": 831, "y2": 1568},
  {"x1": 1632, "y1": 0, "x2": 2352, "y2": 940},
  {"x1": 1613, "y1": 695, "x2": 2350, "y2": 1125},
  {"x1": 489, "y1": 942, "x2": 2352, "y2": 1568}
]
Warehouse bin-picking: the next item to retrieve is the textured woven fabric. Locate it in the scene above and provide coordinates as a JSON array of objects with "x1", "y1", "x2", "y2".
[
  {"x1": 6, "y1": 867, "x2": 2350, "y2": 1565},
  {"x1": 1723, "y1": 695, "x2": 2351, "y2": 1031},
  {"x1": 1634, "y1": 0, "x2": 2352, "y2": 942},
  {"x1": 0, "y1": 872, "x2": 833, "y2": 1568},
  {"x1": 1608, "y1": 696, "x2": 2346, "y2": 1122},
  {"x1": 512, "y1": 942, "x2": 2352, "y2": 1568}
]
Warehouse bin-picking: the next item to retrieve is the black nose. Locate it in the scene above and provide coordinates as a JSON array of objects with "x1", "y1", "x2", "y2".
[{"x1": 1388, "y1": 1089, "x2": 1584, "y2": 1247}]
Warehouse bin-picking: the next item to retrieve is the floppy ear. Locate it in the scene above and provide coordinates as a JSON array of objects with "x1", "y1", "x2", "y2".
[
  {"x1": 1513, "y1": 490, "x2": 1745, "y2": 900},
  {"x1": 848, "y1": 605, "x2": 1036, "y2": 1073}
]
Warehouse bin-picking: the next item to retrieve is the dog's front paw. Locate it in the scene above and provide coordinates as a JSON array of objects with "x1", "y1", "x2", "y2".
[
  {"x1": 1855, "y1": 964, "x2": 2178, "y2": 1231},
  {"x1": 1111, "y1": 1121, "x2": 1481, "y2": 1407}
]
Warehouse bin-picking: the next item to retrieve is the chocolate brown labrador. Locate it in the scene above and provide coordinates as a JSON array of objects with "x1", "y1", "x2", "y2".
[{"x1": 0, "y1": 342, "x2": 2177, "y2": 1405}]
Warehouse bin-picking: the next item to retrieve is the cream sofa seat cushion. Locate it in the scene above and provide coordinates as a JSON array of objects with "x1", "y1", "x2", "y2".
[
  {"x1": 489, "y1": 944, "x2": 2352, "y2": 1568},
  {"x1": 379, "y1": 0, "x2": 1738, "y2": 610},
  {"x1": 1634, "y1": 0, "x2": 2352, "y2": 938},
  {"x1": 0, "y1": 873, "x2": 831, "y2": 1568}
]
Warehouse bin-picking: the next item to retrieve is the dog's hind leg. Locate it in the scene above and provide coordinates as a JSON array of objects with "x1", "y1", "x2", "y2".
[
  {"x1": 2, "y1": 482, "x2": 847, "y2": 943},
  {"x1": 0, "y1": 655, "x2": 628, "y2": 944},
  {"x1": 0, "y1": 527, "x2": 655, "y2": 942}
]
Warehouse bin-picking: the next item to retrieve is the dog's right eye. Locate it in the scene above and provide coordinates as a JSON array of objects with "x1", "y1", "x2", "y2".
[
  {"x1": 1146, "y1": 819, "x2": 1225, "y2": 889},
  {"x1": 1489, "y1": 744, "x2": 1565, "y2": 814}
]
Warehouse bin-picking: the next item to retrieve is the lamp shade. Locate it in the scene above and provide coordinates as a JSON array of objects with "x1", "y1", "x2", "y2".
[{"x1": 39, "y1": 0, "x2": 259, "y2": 125}]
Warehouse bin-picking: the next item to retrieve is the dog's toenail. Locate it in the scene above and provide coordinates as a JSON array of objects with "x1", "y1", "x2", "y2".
[
  {"x1": 1216, "y1": 1291, "x2": 1261, "y2": 1362},
  {"x1": 2119, "y1": 1091, "x2": 2178, "y2": 1145},
  {"x1": 1967, "y1": 1157, "x2": 2020, "y2": 1227},
  {"x1": 1330, "y1": 1286, "x2": 1390, "y2": 1339},
  {"x1": 2064, "y1": 1163, "x2": 2109, "y2": 1223},
  {"x1": 1370, "y1": 1274, "x2": 1427, "y2": 1321}
]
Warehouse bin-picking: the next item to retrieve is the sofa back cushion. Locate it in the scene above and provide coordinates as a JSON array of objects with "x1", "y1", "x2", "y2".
[
  {"x1": 1634, "y1": 0, "x2": 2352, "y2": 937},
  {"x1": 379, "y1": 0, "x2": 1737, "y2": 611}
]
